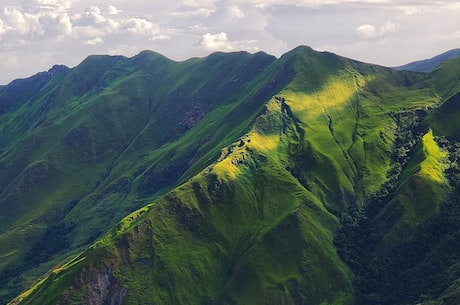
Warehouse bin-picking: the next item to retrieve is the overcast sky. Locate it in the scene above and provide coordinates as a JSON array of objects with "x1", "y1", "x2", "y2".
[{"x1": 1, "y1": 0, "x2": 459, "y2": 84}]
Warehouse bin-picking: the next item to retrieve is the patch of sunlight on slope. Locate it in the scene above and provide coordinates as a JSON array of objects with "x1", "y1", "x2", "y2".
[
  {"x1": 10, "y1": 278, "x2": 49, "y2": 305},
  {"x1": 246, "y1": 133, "x2": 279, "y2": 153},
  {"x1": 213, "y1": 156, "x2": 243, "y2": 180},
  {"x1": 282, "y1": 72, "x2": 368, "y2": 120},
  {"x1": 419, "y1": 129, "x2": 447, "y2": 183},
  {"x1": 213, "y1": 132, "x2": 280, "y2": 181},
  {"x1": 275, "y1": 72, "x2": 373, "y2": 200},
  {"x1": 10, "y1": 254, "x2": 86, "y2": 305},
  {"x1": 212, "y1": 99, "x2": 282, "y2": 181},
  {"x1": 379, "y1": 129, "x2": 448, "y2": 247}
]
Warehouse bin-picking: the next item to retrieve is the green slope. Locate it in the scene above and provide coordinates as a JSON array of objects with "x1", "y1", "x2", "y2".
[
  {"x1": 2, "y1": 46, "x2": 460, "y2": 305},
  {"x1": 427, "y1": 91, "x2": 460, "y2": 140},
  {"x1": 0, "y1": 50, "x2": 292, "y2": 303},
  {"x1": 11, "y1": 90, "x2": 355, "y2": 305},
  {"x1": 335, "y1": 58, "x2": 460, "y2": 305}
]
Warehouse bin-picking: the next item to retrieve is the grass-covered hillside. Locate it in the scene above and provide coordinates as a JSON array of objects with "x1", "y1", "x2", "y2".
[
  {"x1": 0, "y1": 49, "x2": 292, "y2": 303},
  {"x1": 1, "y1": 46, "x2": 460, "y2": 305}
]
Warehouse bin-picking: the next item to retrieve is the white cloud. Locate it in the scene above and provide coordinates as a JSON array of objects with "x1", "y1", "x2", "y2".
[
  {"x1": 357, "y1": 21, "x2": 396, "y2": 38},
  {"x1": 171, "y1": 0, "x2": 217, "y2": 18},
  {"x1": 73, "y1": 6, "x2": 106, "y2": 26},
  {"x1": 0, "y1": 3, "x2": 74, "y2": 44},
  {"x1": 85, "y1": 37, "x2": 103, "y2": 45},
  {"x1": 230, "y1": 6, "x2": 245, "y2": 19},
  {"x1": 39, "y1": 13, "x2": 72, "y2": 36},
  {"x1": 200, "y1": 32, "x2": 234, "y2": 51},
  {"x1": 107, "y1": 5, "x2": 122, "y2": 15},
  {"x1": 149, "y1": 34, "x2": 171, "y2": 41},
  {"x1": 70, "y1": 7, "x2": 163, "y2": 42},
  {"x1": 381, "y1": 21, "x2": 396, "y2": 34},
  {"x1": 397, "y1": 6, "x2": 423, "y2": 15},
  {"x1": 120, "y1": 18, "x2": 160, "y2": 35},
  {"x1": 199, "y1": 32, "x2": 260, "y2": 53},
  {"x1": 36, "y1": 0, "x2": 72, "y2": 7},
  {"x1": 20, "y1": 0, "x2": 73, "y2": 13},
  {"x1": 2, "y1": 7, "x2": 41, "y2": 36},
  {"x1": 186, "y1": 23, "x2": 208, "y2": 33},
  {"x1": 170, "y1": 7, "x2": 214, "y2": 18},
  {"x1": 181, "y1": 0, "x2": 217, "y2": 8},
  {"x1": 233, "y1": 0, "x2": 395, "y2": 9},
  {"x1": 357, "y1": 24, "x2": 377, "y2": 38}
]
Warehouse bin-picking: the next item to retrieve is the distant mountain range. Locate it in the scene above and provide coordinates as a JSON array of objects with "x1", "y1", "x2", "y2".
[
  {"x1": 395, "y1": 48, "x2": 460, "y2": 72},
  {"x1": 1, "y1": 46, "x2": 460, "y2": 305}
]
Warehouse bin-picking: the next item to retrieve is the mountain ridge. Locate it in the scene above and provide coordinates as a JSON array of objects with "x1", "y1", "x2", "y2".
[
  {"x1": 395, "y1": 48, "x2": 460, "y2": 73},
  {"x1": 0, "y1": 47, "x2": 293, "y2": 304},
  {"x1": 5, "y1": 45, "x2": 459, "y2": 87},
  {"x1": 1, "y1": 45, "x2": 459, "y2": 305}
]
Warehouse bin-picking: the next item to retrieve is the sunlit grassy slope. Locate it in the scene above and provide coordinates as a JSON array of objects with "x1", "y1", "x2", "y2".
[
  {"x1": 277, "y1": 48, "x2": 441, "y2": 210},
  {"x1": 3, "y1": 46, "x2": 460, "y2": 305},
  {"x1": 14, "y1": 96, "x2": 355, "y2": 305},
  {"x1": 377, "y1": 129, "x2": 449, "y2": 246},
  {"x1": 0, "y1": 50, "x2": 292, "y2": 302}
]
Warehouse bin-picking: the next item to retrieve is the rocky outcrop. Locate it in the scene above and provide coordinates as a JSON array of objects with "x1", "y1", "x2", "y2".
[{"x1": 83, "y1": 265, "x2": 126, "y2": 305}]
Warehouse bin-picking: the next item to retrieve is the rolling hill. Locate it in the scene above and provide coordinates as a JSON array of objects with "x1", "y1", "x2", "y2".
[{"x1": 1, "y1": 46, "x2": 459, "y2": 305}]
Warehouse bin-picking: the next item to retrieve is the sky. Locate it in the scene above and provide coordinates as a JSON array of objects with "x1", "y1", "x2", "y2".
[{"x1": 0, "y1": 0, "x2": 459, "y2": 84}]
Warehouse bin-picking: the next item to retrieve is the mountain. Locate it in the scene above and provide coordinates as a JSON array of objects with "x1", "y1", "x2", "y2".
[
  {"x1": 1, "y1": 46, "x2": 460, "y2": 305},
  {"x1": 0, "y1": 49, "x2": 291, "y2": 303},
  {"x1": 395, "y1": 48, "x2": 460, "y2": 72}
]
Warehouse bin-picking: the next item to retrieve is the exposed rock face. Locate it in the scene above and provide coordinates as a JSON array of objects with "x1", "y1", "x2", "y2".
[{"x1": 84, "y1": 266, "x2": 126, "y2": 305}]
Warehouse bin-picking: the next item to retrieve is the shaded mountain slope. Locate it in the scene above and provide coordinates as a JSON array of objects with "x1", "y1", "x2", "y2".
[
  {"x1": 0, "y1": 65, "x2": 70, "y2": 115},
  {"x1": 427, "y1": 91, "x2": 460, "y2": 141},
  {"x1": 335, "y1": 59, "x2": 460, "y2": 305},
  {"x1": 1, "y1": 46, "x2": 460, "y2": 305}
]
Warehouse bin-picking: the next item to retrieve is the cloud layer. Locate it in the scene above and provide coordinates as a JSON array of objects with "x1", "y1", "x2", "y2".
[{"x1": 1, "y1": 0, "x2": 459, "y2": 84}]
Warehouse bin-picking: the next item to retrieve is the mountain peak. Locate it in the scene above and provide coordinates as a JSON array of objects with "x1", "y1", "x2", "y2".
[
  {"x1": 134, "y1": 49, "x2": 172, "y2": 61},
  {"x1": 43, "y1": 64, "x2": 69, "y2": 81},
  {"x1": 279, "y1": 45, "x2": 315, "y2": 59}
]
